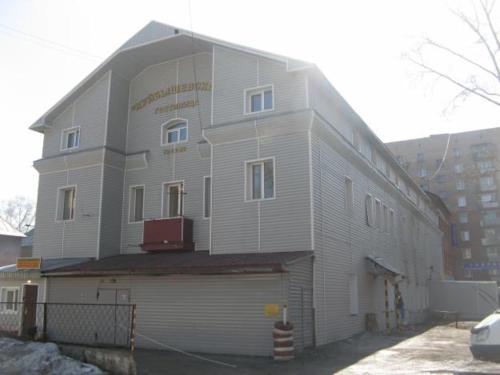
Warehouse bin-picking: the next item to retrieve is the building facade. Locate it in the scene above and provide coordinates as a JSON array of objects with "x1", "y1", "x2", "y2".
[
  {"x1": 20, "y1": 22, "x2": 443, "y2": 355},
  {"x1": 387, "y1": 128, "x2": 500, "y2": 281}
]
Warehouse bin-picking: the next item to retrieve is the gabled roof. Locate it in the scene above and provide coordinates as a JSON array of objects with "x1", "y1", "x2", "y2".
[
  {"x1": 30, "y1": 21, "x2": 313, "y2": 132},
  {"x1": 0, "y1": 218, "x2": 25, "y2": 238}
]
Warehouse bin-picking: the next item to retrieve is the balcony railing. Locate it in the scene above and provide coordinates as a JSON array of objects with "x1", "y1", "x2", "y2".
[{"x1": 141, "y1": 217, "x2": 194, "y2": 252}]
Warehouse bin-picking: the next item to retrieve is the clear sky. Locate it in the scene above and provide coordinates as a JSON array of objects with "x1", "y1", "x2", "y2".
[{"x1": 0, "y1": 0, "x2": 498, "y2": 203}]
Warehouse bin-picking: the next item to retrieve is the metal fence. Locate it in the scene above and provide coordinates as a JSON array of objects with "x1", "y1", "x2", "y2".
[{"x1": 0, "y1": 302, "x2": 136, "y2": 350}]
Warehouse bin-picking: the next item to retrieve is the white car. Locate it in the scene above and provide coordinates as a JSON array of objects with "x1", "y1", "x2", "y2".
[{"x1": 470, "y1": 310, "x2": 500, "y2": 361}]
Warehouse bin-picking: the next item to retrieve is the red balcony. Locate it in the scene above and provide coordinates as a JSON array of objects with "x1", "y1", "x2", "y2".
[{"x1": 141, "y1": 217, "x2": 194, "y2": 252}]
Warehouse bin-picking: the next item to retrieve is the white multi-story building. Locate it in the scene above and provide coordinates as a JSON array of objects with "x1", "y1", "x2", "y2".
[{"x1": 4, "y1": 22, "x2": 443, "y2": 356}]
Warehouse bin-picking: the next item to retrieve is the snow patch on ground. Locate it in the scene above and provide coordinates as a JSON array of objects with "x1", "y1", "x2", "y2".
[{"x1": 0, "y1": 337, "x2": 103, "y2": 375}]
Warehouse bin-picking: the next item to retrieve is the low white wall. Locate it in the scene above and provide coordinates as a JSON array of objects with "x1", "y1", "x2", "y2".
[{"x1": 429, "y1": 280, "x2": 499, "y2": 320}]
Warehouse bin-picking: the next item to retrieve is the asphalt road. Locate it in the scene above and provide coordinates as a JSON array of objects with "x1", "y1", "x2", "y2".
[{"x1": 134, "y1": 322, "x2": 500, "y2": 375}]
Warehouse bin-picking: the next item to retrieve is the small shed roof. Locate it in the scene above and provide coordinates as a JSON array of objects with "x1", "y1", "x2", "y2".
[{"x1": 0, "y1": 218, "x2": 25, "y2": 238}]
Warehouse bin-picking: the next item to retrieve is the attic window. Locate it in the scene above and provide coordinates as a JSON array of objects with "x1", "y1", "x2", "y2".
[
  {"x1": 245, "y1": 86, "x2": 274, "y2": 114},
  {"x1": 61, "y1": 127, "x2": 80, "y2": 150}
]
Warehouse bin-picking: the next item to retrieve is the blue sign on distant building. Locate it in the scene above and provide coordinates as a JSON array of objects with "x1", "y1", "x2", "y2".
[{"x1": 464, "y1": 262, "x2": 500, "y2": 270}]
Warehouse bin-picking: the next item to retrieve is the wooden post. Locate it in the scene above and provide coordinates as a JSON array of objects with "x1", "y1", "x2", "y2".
[{"x1": 384, "y1": 277, "x2": 390, "y2": 333}]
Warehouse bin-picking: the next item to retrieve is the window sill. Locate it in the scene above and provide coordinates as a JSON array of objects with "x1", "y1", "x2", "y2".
[
  {"x1": 243, "y1": 108, "x2": 275, "y2": 116},
  {"x1": 245, "y1": 197, "x2": 276, "y2": 203}
]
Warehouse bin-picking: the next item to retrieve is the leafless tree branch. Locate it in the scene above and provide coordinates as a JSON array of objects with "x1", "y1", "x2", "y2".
[{"x1": 408, "y1": 56, "x2": 500, "y2": 106}]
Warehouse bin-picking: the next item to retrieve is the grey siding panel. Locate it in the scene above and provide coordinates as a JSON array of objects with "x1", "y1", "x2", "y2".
[
  {"x1": 33, "y1": 172, "x2": 67, "y2": 258},
  {"x1": 48, "y1": 274, "x2": 286, "y2": 356},
  {"x1": 121, "y1": 54, "x2": 212, "y2": 253},
  {"x1": 106, "y1": 72, "x2": 130, "y2": 152},
  {"x1": 212, "y1": 47, "x2": 307, "y2": 125},
  {"x1": 99, "y1": 165, "x2": 124, "y2": 258},
  {"x1": 211, "y1": 131, "x2": 311, "y2": 254},
  {"x1": 42, "y1": 73, "x2": 110, "y2": 158},
  {"x1": 34, "y1": 166, "x2": 102, "y2": 259},
  {"x1": 287, "y1": 257, "x2": 314, "y2": 350},
  {"x1": 311, "y1": 129, "x2": 441, "y2": 346}
]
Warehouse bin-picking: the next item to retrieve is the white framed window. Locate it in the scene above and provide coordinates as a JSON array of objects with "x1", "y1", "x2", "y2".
[
  {"x1": 462, "y1": 248, "x2": 472, "y2": 259},
  {"x1": 416, "y1": 152, "x2": 424, "y2": 162},
  {"x1": 461, "y1": 230, "x2": 470, "y2": 241},
  {"x1": 349, "y1": 274, "x2": 359, "y2": 315},
  {"x1": 456, "y1": 180, "x2": 465, "y2": 191},
  {"x1": 457, "y1": 196, "x2": 467, "y2": 208},
  {"x1": 418, "y1": 168, "x2": 427, "y2": 177},
  {"x1": 480, "y1": 176, "x2": 495, "y2": 189},
  {"x1": 128, "y1": 185, "x2": 144, "y2": 223},
  {"x1": 487, "y1": 247, "x2": 500, "y2": 258},
  {"x1": 454, "y1": 164, "x2": 464, "y2": 174},
  {"x1": 61, "y1": 127, "x2": 80, "y2": 150},
  {"x1": 203, "y1": 176, "x2": 211, "y2": 219},
  {"x1": 245, "y1": 158, "x2": 275, "y2": 201},
  {"x1": 0, "y1": 287, "x2": 19, "y2": 313},
  {"x1": 485, "y1": 228, "x2": 497, "y2": 238},
  {"x1": 244, "y1": 85, "x2": 274, "y2": 114},
  {"x1": 161, "y1": 119, "x2": 188, "y2": 145},
  {"x1": 162, "y1": 182, "x2": 184, "y2": 218},
  {"x1": 365, "y1": 194, "x2": 374, "y2": 227},
  {"x1": 56, "y1": 186, "x2": 76, "y2": 221},
  {"x1": 345, "y1": 177, "x2": 353, "y2": 214},
  {"x1": 458, "y1": 212, "x2": 468, "y2": 224},
  {"x1": 481, "y1": 194, "x2": 495, "y2": 203},
  {"x1": 453, "y1": 148, "x2": 461, "y2": 158}
]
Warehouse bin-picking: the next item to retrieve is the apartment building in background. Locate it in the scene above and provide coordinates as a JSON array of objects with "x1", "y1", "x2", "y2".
[
  {"x1": 0, "y1": 22, "x2": 443, "y2": 356},
  {"x1": 387, "y1": 127, "x2": 500, "y2": 282}
]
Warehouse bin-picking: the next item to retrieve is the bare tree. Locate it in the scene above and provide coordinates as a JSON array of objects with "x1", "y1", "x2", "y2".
[
  {"x1": 407, "y1": 0, "x2": 500, "y2": 108},
  {"x1": 0, "y1": 196, "x2": 35, "y2": 233}
]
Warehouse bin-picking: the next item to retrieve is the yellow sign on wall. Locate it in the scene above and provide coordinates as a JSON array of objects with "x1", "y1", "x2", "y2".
[
  {"x1": 16, "y1": 257, "x2": 41, "y2": 270},
  {"x1": 264, "y1": 304, "x2": 280, "y2": 317}
]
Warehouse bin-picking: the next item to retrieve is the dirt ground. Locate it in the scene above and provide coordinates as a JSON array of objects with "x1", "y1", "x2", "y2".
[{"x1": 134, "y1": 322, "x2": 500, "y2": 375}]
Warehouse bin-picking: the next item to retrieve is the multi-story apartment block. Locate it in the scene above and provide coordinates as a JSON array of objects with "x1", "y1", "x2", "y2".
[
  {"x1": 6, "y1": 22, "x2": 443, "y2": 356},
  {"x1": 387, "y1": 127, "x2": 500, "y2": 282}
]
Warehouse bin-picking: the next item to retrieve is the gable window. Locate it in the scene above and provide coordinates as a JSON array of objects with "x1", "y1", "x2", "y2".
[
  {"x1": 245, "y1": 86, "x2": 274, "y2": 114},
  {"x1": 129, "y1": 185, "x2": 144, "y2": 223},
  {"x1": 365, "y1": 194, "x2": 374, "y2": 227},
  {"x1": 61, "y1": 127, "x2": 80, "y2": 150},
  {"x1": 246, "y1": 158, "x2": 275, "y2": 201},
  {"x1": 57, "y1": 186, "x2": 76, "y2": 221},
  {"x1": 203, "y1": 176, "x2": 211, "y2": 219},
  {"x1": 345, "y1": 177, "x2": 353, "y2": 214},
  {"x1": 0, "y1": 287, "x2": 19, "y2": 312},
  {"x1": 162, "y1": 182, "x2": 184, "y2": 218},
  {"x1": 162, "y1": 120, "x2": 188, "y2": 145}
]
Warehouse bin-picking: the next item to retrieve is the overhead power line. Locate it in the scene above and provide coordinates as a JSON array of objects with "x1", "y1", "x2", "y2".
[{"x1": 0, "y1": 23, "x2": 102, "y2": 61}]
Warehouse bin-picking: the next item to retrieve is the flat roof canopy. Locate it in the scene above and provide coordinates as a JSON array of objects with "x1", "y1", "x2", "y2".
[{"x1": 43, "y1": 250, "x2": 314, "y2": 277}]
